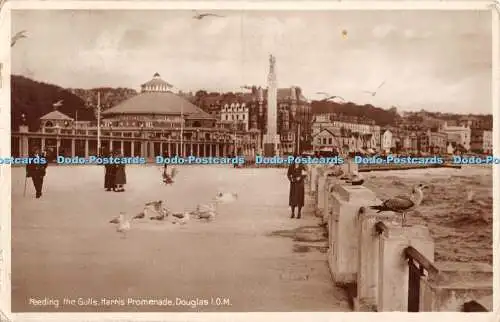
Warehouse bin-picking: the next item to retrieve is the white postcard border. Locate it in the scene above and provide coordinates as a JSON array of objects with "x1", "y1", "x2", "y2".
[{"x1": 0, "y1": 1, "x2": 498, "y2": 321}]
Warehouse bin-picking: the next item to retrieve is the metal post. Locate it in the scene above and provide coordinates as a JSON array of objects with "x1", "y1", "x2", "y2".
[
  {"x1": 97, "y1": 92, "x2": 101, "y2": 155},
  {"x1": 297, "y1": 122, "x2": 301, "y2": 154},
  {"x1": 180, "y1": 100, "x2": 184, "y2": 157}
]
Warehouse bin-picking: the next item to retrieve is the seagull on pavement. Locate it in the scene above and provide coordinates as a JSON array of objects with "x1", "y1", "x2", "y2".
[
  {"x1": 214, "y1": 192, "x2": 238, "y2": 203},
  {"x1": 193, "y1": 10, "x2": 225, "y2": 19},
  {"x1": 363, "y1": 80, "x2": 386, "y2": 97},
  {"x1": 109, "y1": 213, "x2": 131, "y2": 238},
  {"x1": 191, "y1": 203, "x2": 217, "y2": 221},
  {"x1": 171, "y1": 212, "x2": 190, "y2": 225},
  {"x1": 133, "y1": 211, "x2": 145, "y2": 219},
  {"x1": 369, "y1": 184, "x2": 428, "y2": 227}
]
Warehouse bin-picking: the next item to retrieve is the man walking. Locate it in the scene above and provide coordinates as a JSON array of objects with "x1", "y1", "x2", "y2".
[{"x1": 26, "y1": 147, "x2": 48, "y2": 198}]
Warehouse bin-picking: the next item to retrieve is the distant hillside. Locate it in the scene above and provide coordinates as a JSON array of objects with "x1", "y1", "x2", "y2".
[
  {"x1": 11, "y1": 76, "x2": 138, "y2": 131},
  {"x1": 311, "y1": 100, "x2": 400, "y2": 127},
  {"x1": 68, "y1": 87, "x2": 137, "y2": 111},
  {"x1": 11, "y1": 75, "x2": 94, "y2": 131}
]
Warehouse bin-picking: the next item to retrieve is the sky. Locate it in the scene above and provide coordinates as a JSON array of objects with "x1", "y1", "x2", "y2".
[{"x1": 11, "y1": 9, "x2": 492, "y2": 114}]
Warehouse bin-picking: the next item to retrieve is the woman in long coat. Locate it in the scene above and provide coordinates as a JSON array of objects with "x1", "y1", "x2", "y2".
[
  {"x1": 113, "y1": 151, "x2": 126, "y2": 192},
  {"x1": 103, "y1": 148, "x2": 116, "y2": 191},
  {"x1": 287, "y1": 158, "x2": 307, "y2": 219}
]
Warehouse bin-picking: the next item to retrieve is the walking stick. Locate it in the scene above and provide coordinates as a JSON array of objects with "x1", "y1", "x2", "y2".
[{"x1": 23, "y1": 176, "x2": 27, "y2": 197}]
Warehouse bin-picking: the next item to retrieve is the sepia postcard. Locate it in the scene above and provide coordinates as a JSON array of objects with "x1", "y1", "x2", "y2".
[{"x1": 0, "y1": 0, "x2": 499, "y2": 321}]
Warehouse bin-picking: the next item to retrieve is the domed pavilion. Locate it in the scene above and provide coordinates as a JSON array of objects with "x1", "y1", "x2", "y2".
[
  {"x1": 98, "y1": 73, "x2": 250, "y2": 158},
  {"x1": 12, "y1": 74, "x2": 258, "y2": 159}
]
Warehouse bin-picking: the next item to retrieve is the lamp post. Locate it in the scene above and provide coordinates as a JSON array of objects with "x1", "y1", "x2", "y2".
[
  {"x1": 97, "y1": 92, "x2": 101, "y2": 155},
  {"x1": 169, "y1": 84, "x2": 184, "y2": 157}
]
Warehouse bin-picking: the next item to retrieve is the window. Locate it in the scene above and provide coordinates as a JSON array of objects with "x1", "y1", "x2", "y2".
[{"x1": 328, "y1": 138, "x2": 332, "y2": 145}]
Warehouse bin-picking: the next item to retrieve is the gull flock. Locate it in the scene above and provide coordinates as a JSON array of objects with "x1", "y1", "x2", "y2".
[{"x1": 108, "y1": 192, "x2": 238, "y2": 238}]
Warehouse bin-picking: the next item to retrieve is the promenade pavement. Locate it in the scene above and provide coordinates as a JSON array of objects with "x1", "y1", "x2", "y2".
[{"x1": 11, "y1": 165, "x2": 350, "y2": 312}]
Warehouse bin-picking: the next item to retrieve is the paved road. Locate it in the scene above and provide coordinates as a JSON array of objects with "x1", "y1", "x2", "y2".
[{"x1": 11, "y1": 165, "x2": 350, "y2": 312}]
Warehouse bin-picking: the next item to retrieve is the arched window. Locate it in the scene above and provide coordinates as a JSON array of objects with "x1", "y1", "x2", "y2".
[{"x1": 45, "y1": 121, "x2": 54, "y2": 127}]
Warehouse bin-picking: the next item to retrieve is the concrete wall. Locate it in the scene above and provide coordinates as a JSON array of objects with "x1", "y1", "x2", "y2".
[{"x1": 309, "y1": 163, "x2": 493, "y2": 312}]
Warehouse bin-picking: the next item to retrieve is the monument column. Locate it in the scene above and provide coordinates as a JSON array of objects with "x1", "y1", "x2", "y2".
[{"x1": 263, "y1": 54, "x2": 281, "y2": 157}]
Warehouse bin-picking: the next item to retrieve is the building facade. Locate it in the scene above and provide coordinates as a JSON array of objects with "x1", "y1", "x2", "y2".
[
  {"x1": 380, "y1": 129, "x2": 393, "y2": 153},
  {"x1": 311, "y1": 128, "x2": 340, "y2": 154},
  {"x1": 11, "y1": 74, "x2": 259, "y2": 159},
  {"x1": 311, "y1": 113, "x2": 381, "y2": 152},
  {"x1": 471, "y1": 129, "x2": 493, "y2": 154},
  {"x1": 196, "y1": 86, "x2": 312, "y2": 155},
  {"x1": 427, "y1": 129, "x2": 448, "y2": 154},
  {"x1": 441, "y1": 122, "x2": 471, "y2": 152},
  {"x1": 220, "y1": 102, "x2": 250, "y2": 131}
]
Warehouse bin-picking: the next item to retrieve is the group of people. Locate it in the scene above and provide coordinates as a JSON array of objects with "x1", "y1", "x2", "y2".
[
  {"x1": 25, "y1": 145, "x2": 306, "y2": 221},
  {"x1": 103, "y1": 149, "x2": 127, "y2": 192}
]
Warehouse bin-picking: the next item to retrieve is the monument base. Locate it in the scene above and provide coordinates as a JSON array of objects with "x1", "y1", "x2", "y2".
[
  {"x1": 263, "y1": 134, "x2": 281, "y2": 157},
  {"x1": 263, "y1": 143, "x2": 277, "y2": 157}
]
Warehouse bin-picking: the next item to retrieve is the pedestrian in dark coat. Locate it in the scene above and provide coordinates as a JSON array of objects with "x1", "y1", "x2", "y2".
[
  {"x1": 26, "y1": 147, "x2": 48, "y2": 198},
  {"x1": 113, "y1": 150, "x2": 126, "y2": 192},
  {"x1": 287, "y1": 157, "x2": 307, "y2": 219},
  {"x1": 103, "y1": 148, "x2": 116, "y2": 191}
]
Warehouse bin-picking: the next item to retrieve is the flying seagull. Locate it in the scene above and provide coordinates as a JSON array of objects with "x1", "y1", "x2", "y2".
[
  {"x1": 193, "y1": 10, "x2": 225, "y2": 20},
  {"x1": 363, "y1": 81, "x2": 386, "y2": 97},
  {"x1": 369, "y1": 184, "x2": 428, "y2": 227},
  {"x1": 11, "y1": 30, "x2": 27, "y2": 47},
  {"x1": 316, "y1": 92, "x2": 345, "y2": 102},
  {"x1": 489, "y1": 3, "x2": 500, "y2": 15},
  {"x1": 52, "y1": 99, "x2": 63, "y2": 108},
  {"x1": 466, "y1": 189, "x2": 489, "y2": 208}
]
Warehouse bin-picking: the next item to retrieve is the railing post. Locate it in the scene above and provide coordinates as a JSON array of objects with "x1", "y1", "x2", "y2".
[
  {"x1": 327, "y1": 182, "x2": 378, "y2": 285},
  {"x1": 377, "y1": 224, "x2": 434, "y2": 311},
  {"x1": 419, "y1": 261, "x2": 493, "y2": 311},
  {"x1": 354, "y1": 212, "x2": 397, "y2": 311}
]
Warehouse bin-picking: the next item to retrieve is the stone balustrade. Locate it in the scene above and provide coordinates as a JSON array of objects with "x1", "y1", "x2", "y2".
[{"x1": 307, "y1": 162, "x2": 493, "y2": 312}]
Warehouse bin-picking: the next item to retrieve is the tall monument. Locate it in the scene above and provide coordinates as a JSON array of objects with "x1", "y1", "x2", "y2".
[{"x1": 263, "y1": 54, "x2": 281, "y2": 156}]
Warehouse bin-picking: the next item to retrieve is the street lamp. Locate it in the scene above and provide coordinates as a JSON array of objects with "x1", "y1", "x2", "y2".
[{"x1": 168, "y1": 84, "x2": 185, "y2": 157}]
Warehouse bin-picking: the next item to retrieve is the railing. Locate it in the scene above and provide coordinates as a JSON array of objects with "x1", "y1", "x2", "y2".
[
  {"x1": 462, "y1": 300, "x2": 488, "y2": 312},
  {"x1": 308, "y1": 162, "x2": 493, "y2": 312},
  {"x1": 404, "y1": 246, "x2": 439, "y2": 312}
]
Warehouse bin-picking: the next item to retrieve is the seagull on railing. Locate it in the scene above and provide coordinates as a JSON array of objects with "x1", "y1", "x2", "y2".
[
  {"x1": 369, "y1": 184, "x2": 428, "y2": 227},
  {"x1": 363, "y1": 80, "x2": 386, "y2": 97},
  {"x1": 346, "y1": 170, "x2": 364, "y2": 186},
  {"x1": 193, "y1": 10, "x2": 225, "y2": 20}
]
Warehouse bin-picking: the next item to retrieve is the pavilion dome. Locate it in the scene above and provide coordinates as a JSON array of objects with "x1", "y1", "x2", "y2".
[
  {"x1": 102, "y1": 91, "x2": 213, "y2": 119},
  {"x1": 141, "y1": 73, "x2": 173, "y2": 93}
]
